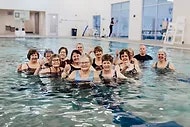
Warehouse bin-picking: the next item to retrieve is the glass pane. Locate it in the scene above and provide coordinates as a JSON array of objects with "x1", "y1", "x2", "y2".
[
  {"x1": 143, "y1": 0, "x2": 157, "y2": 6},
  {"x1": 142, "y1": 6, "x2": 157, "y2": 39},
  {"x1": 111, "y1": 2, "x2": 129, "y2": 37},
  {"x1": 142, "y1": 0, "x2": 173, "y2": 40},
  {"x1": 158, "y1": 0, "x2": 173, "y2": 4},
  {"x1": 93, "y1": 15, "x2": 101, "y2": 35},
  {"x1": 157, "y1": 3, "x2": 173, "y2": 30}
]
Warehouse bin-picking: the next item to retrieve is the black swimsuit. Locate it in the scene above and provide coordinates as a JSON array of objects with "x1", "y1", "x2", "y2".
[
  {"x1": 49, "y1": 67, "x2": 63, "y2": 77},
  {"x1": 99, "y1": 70, "x2": 117, "y2": 84},
  {"x1": 69, "y1": 64, "x2": 81, "y2": 74},
  {"x1": 119, "y1": 64, "x2": 138, "y2": 78},
  {"x1": 155, "y1": 62, "x2": 171, "y2": 74},
  {"x1": 23, "y1": 63, "x2": 37, "y2": 75},
  {"x1": 92, "y1": 58, "x2": 103, "y2": 71}
]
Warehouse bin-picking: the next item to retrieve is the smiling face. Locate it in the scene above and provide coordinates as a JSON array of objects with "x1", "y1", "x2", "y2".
[
  {"x1": 45, "y1": 52, "x2": 53, "y2": 61},
  {"x1": 30, "y1": 53, "x2": 39, "y2": 63},
  {"x1": 102, "y1": 60, "x2": 112, "y2": 71},
  {"x1": 51, "y1": 57, "x2": 60, "y2": 67},
  {"x1": 102, "y1": 54, "x2": 113, "y2": 72},
  {"x1": 59, "y1": 49, "x2": 67, "y2": 60},
  {"x1": 50, "y1": 54, "x2": 61, "y2": 68},
  {"x1": 72, "y1": 52, "x2": 80, "y2": 63},
  {"x1": 158, "y1": 51, "x2": 166, "y2": 62},
  {"x1": 79, "y1": 55, "x2": 91, "y2": 71},
  {"x1": 94, "y1": 50, "x2": 103, "y2": 58},
  {"x1": 120, "y1": 52, "x2": 130, "y2": 63},
  {"x1": 139, "y1": 45, "x2": 146, "y2": 56}
]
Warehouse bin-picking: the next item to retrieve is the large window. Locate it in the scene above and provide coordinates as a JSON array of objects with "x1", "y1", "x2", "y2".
[
  {"x1": 111, "y1": 2, "x2": 129, "y2": 37},
  {"x1": 142, "y1": 0, "x2": 173, "y2": 40}
]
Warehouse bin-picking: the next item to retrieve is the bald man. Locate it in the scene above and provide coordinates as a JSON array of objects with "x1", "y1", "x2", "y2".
[{"x1": 134, "y1": 44, "x2": 153, "y2": 62}]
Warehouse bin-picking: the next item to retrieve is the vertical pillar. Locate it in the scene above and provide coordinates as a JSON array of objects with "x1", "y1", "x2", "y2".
[{"x1": 128, "y1": 0, "x2": 143, "y2": 41}]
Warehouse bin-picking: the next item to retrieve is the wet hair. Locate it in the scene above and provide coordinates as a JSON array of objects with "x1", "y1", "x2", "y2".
[
  {"x1": 58, "y1": 47, "x2": 68, "y2": 56},
  {"x1": 44, "y1": 49, "x2": 54, "y2": 57},
  {"x1": 119, "y1": 49, "x2": 130, "y2": 60},
  {"x1": 27, "y1": 49, "x2": 39, "y2": 60},
  {"x1": 102, "y1": 54, "x2": 113, "y2": 63},
  {"x1": 70, "y1": 50, "x2": 81, "y2": 63},
  {"x1": 94, "y1": 46, "x2": 103, "y2": 53}
]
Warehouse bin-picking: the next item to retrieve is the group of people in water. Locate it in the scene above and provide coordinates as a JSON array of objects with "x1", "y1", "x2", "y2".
[{"x1": 17, "y1": 43, "x2": 175, "y2": 85}]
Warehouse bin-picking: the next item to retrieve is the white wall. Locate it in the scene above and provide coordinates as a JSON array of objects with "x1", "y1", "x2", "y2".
[
  {"x1": 58, "y1": 0, "x2": 112, "y2": 37},
  {"x1": 0, "y1": 0, "x2": 126, "y2": 37},
  {"x1": 128, "y1": 0, "x2": 143, "y2": 41},
  {"x1": 0, "y1": 0, "x2": 188, "y2": 44},
  {"x1": 173, "y1": 0, "x2": 190, "y2": 44}
]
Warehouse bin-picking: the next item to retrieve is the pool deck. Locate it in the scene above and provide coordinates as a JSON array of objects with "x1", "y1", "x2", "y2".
[{"x1": 0, "y1": 34, "x2": 190, "y2": 50}]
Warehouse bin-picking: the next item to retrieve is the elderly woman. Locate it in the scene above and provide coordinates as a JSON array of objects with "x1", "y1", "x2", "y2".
[
  {"x1": 152, "y1": 48, "x2": 175, "y2": 72},
  {"x1": 62, "y1": 50, "x2": 81, "y2": 78},
  {"x1": 99, "y1": 54, "x2": 129, "y2": 85},
  {"x1": 115, "y1": 49, "x2": 141, "y2": 78},
  {"x1": 17, "y1": 49, "x2": 40, "y2": 75},
  {"x1": 65, "y1": 54, "x2": 99, "y2": 82},
  {"x1": 39, "y1": 49, "x2": 54, "y2": 68},
  {"x1": 127, "y1": 48, "x2": 139, "y2": 65},
  {"x1": 35, "y1": 54, "x2": 64, "y2": 77},
  {"x1": 91, "y1": 46, "x2": 103, "y2": 71},
  {"x1": 58, "y1": 47, "x2": 70, "y2": 68}
]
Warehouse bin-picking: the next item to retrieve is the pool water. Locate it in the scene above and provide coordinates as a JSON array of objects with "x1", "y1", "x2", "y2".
[{"x1": 0, "y1": 37, "x2": 190, "y2": 127}]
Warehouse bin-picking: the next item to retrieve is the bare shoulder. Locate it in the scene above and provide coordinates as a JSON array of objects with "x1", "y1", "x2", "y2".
[{"x1": 67, "y1": 71, "x2": 76, "y2": 81}]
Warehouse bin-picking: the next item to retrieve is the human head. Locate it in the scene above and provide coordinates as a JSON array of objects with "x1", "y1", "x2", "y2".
[
  {"x1": 94, "y1": 46, "x2": 103, "y2": 58},
  {"x1": 27, "y1": 49, "x2": 39, "y2": 60},
  {"x1": 102, "y1": 54, "x2": 113, "y2": 71},
  {"x1": 102, "y1": 54, "x2": 113, "y2": 64},
  {"x1": 44, "y1": 49, "x2": 54, "y2": 61},
  {"x1": 58, "y1": 47, "x2": 68, "y2": 60},
  {"x1": 111, "y1": 17, "x2": 114, "y2": 21},
  {"x1": 119, "y1": 49, "x2": 130, "y2": 62},
  {"x1": 157, "y1": 48, "x2": 167, "y2": 61},
  {"x1": 128, "y1": 48, "x2": 135, "y2": 58},
  {"x1": 70, "y1": 49, "x2": 81, "y2": 64},
  {"x1": 79, "y1": 54, "x2": 92, "y2": 71},
  {"x1": 139, "y1": 44, "x2": 147, "y2": 56},
  {"x1": 50, "y1": 54, "x2": 60, "y2": 67},
  {"x1": 76, "y1": 43, "x2": 84, "y2": 54}
]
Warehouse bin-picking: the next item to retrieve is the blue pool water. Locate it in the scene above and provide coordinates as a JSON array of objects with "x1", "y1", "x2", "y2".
[{"x1": 0, "y1": 37, "x2": 190, "y2": 127}]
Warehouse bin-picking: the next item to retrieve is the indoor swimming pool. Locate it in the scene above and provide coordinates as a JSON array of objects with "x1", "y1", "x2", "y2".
[{"x1": 0, "y1": 37, "x2": 190, "y2": 127}]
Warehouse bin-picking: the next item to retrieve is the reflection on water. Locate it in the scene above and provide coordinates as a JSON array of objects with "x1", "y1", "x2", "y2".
[{"x1": 0, "y1": 38, "x2": 189, "y2": 126}]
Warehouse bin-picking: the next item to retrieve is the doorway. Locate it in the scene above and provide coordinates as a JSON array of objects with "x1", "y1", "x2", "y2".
[
  {"x1": 93, "y1": 15, "x2": 101, "y2": 36},
  {"x1": 48, "y1": 14, "x2": 58, "y2": 36},
  {"x1": 35, "y1": 12, "x2": 39, "y2": 34}
]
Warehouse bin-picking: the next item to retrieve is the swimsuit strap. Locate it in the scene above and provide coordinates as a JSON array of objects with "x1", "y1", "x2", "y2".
[
  {"x1": 119, "y1": 64, "x2": 122, "y2": 71},
  {"x1": 49, "y1": 67, "x2": 52, "y2": 74},
  {"x1": 113, "y1": 70, "x2": 117, "y2": 79},
  {"x1": 155, "y1": 62, "x2": 158, "y2": 69},
  {"x1": 26, "y1": 63, "x2": 30, "y2": 70},
  {"x1": 166, "y1": 62, "x2": 170, "y2": 69},
  {"x1": 99, "y1": 71, "x2": 103, "y2": 80}
]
